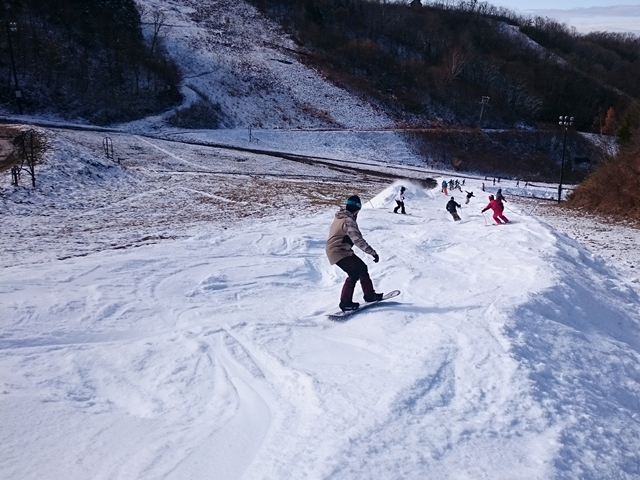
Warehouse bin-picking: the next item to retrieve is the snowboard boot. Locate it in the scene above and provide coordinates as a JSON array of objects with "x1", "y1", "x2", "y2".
[
  {"x1": 364, "y1": 292, "x2": 384, "y2": 303},
  {"x1": 339, "y1": 300, "x2": 360, "y2": 312}
]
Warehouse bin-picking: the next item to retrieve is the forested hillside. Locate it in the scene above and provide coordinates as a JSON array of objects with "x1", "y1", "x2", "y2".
[
  {"x1": 567, "y1": 104, "x2": 640, "y2": 221},
  {"x1": 250, "y1": 0, "x2": 640, "y2": 131},
  {"x1": 0, "y1": 0, "x2": 181, "y2": 124},
  {"x1": 2, "y1": 0, "x2": 638, "y2": 133}
]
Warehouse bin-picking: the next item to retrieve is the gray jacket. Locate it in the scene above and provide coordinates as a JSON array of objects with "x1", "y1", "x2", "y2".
[{"x1": 325, "y1": 208, "x2": 377, "y2": 265}]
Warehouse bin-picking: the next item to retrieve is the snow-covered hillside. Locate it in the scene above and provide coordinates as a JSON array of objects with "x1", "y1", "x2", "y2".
[{"x1": 130, "y1": 0, "x2": 393, "y2": 130}]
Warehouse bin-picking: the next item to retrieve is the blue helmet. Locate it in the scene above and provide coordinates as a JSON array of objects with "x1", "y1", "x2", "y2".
[{"x1": 345, "y1": 195, "x2": 362, "y2": 212}]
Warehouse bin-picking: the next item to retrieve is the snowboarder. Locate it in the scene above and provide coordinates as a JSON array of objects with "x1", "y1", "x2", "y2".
[
  {"x1": 481, "y1": 194, "x2": 509, "y2": 225},
  {"x1": 326, "y1": 195, "x2": 383, "y2": 311},
  {"x1": 393, "y1": 186, "x2": 406, "y2": 214},
  {"x1": 495, "y1": 188, "x2": 506, "y2": 202},
  {"x1": 465, "y1": 190, "x2": 474, "y2": 204},
  {"x1": 446, "y1": 197, "x2": 462, "y2": 221},
  {"x1": 442, "y1": 180, "x2": 448, "y2": 195}
]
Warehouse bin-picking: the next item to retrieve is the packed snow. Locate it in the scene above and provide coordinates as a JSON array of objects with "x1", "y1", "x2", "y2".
[
  {"x1": 2, "y1": 0, "x2": 640, "y2": 478},
  {"x1": 2, "y1": 128, "x2": 640, "y2": 479}
]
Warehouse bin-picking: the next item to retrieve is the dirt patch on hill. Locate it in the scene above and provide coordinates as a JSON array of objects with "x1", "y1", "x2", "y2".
[{"x1": 0, "y1": 126, "x2": 20, "y2": 171}]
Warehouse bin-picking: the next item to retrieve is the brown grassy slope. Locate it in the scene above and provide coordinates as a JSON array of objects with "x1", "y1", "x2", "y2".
[
  {"x1": 0, "y1": 126, "x2": 23, "y2": 172},
  {"x1": 566, "y1": 133, "x2": 640, "y2": 223}
]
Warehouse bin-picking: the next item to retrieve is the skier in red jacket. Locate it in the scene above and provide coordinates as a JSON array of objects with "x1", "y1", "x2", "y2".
[{"x1": 481, "y1": 195, "x2": 509, "y2": 224}]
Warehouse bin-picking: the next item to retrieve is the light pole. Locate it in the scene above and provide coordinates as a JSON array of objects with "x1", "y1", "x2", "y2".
[
  {"x1": 478, "y1": 96, "x2": 490, "y2": 129},
  {"x1": 5, "y1": 21, "x2": 22, "y2": 114},
  {"x1": 557, "y1": 115, "x2": 573, "y2": 203}
]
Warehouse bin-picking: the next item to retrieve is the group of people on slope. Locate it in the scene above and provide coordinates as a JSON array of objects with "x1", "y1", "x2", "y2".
[
  {"x1": 325, "y1": 184, "x2": 509, "y2": 311},
  {"x1": 446, "y1": 187, "x2": 509, "y2": 224},
  {"x1": 441, "y1": 178, "x2": 465, "y2": 195}
]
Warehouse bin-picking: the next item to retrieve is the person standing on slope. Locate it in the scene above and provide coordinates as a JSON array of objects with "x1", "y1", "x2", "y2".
[
  {"x1": 465, "y1": 190, "x2": 474, "y2": 204},
  {"x1": 442, "y1": 180, "x2": 448, "y2": 195},
  {"x1": 446, "y1": 196, "x2": 462, "y2": 221},
  {"x1": 393, "y1": 186, "x2": 407, "y2": 214},
  {"x1": 326, "y1": 195, "x2": 383, "y2": 311},
  {"x1": 481, "y1": 194, "x2": 509, "y2": 224},
  {"x1": 495, "y1": 188, "x2": 507, "y2": 203}
]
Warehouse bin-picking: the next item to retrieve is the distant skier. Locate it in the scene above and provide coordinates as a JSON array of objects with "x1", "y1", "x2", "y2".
[
  {"x1": 481, "y1": 194, "x2": 509, "y2": 225},
  {"x1": 442, "y1": 180, "x2": 448, "y2": 195},
  {"x1": 393, "y1": 186, "x2": 406, "y2": 214},
  {"x1": 464, "y1": 190, "x2": 474, "y2": 204},
  {"x1": 495, "y1": 188, "x2": 506, "y2": 202},
  {"x1": 326, "y1": 195, "x2": 383, "y2": 311},
  {"x1": 481, "y1": 182, "x2": 485, "y2": 192},
  {"x1": 446, "y1": 197, "x2": 462, "y2": 221}
]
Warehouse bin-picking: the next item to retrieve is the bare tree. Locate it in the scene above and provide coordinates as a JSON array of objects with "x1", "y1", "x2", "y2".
[
  {"x1": 15, "y1": 130, "x2": 47, "y2": 188},
  {"x1": 149, "y1": 9, "x2": 168, "y2": 55},
  {"x1": 441, "y1": 46, "x2": 468, "y2": 85},
  {"x1": 137, "y1": 2, "x2": 169, "y2": 55},
  {"x1": 602, "y1": 107, "x2": 618, "y2": 135}
]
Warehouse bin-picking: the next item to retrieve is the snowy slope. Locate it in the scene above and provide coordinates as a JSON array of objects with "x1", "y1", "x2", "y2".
[
  {"x1": 1, "y1": 0, "x2": 640, "y2": 478},
  {"x1": 129, "y1": 0, "x2": 393, "y2": 130},
  {"x1": 2, "y1": 178, "x2": 640, "y2": 479}
]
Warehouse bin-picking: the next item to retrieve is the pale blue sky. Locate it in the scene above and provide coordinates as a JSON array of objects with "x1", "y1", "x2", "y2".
[
  {"x1": 488, "y1": 1, "x2": 640, "y2": 34},
  {"x1": 491, "y1": 0, "x2": 633, "y2": 9}
]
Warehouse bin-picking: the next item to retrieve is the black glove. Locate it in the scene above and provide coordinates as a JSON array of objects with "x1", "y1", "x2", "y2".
[{"x1": 373, "y1": 253, "x2": 379, "y2": 263}]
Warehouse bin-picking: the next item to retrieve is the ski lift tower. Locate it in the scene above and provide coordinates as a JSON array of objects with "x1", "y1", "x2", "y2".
[
  {"x1": 557, "y1": 115, "x2": 574, "y2": 203},
  {"x1": 5, "y1": 21, "x2": 22, "y2": 114},
  {"x1": 478, "y1": 96, "x2": 490, "y2": 129}
]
